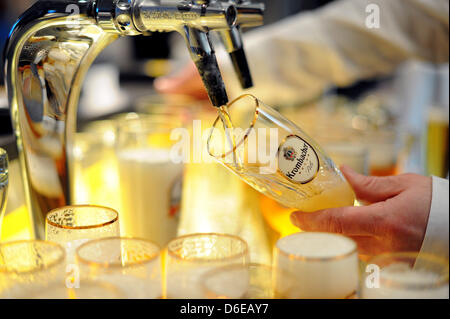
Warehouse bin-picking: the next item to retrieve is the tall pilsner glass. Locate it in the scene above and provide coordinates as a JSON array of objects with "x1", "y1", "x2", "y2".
[
  {"x1": 116, "y1": 117, "x2": 184, "y2": 247},
  {"x1": 165, "y1": 233, "x2": 250, "y2": 299}
]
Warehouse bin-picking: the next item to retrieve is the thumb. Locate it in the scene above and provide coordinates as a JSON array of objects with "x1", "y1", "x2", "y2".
[{"x1": 340, "y1": 165, "x2": 405, "y2": 203}]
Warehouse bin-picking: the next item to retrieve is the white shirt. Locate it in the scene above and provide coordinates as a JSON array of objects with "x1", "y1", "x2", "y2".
[
  {"x1": 220, "y1": 0, "x2": 449, "y2": 107},
  {"x1": 419, "y1": 176, "x2": 449, "y2": 259}
]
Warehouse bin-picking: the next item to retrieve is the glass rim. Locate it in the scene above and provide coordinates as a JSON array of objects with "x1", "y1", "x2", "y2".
[
  {"x1": 366, "y1": 251, "x2": 449, "y2": 289},
  {"x1": 275, "y1": 232, "x2": 358, "y2": 262},
  {"x1": 207, "y1": 94, "x2": 260, "y2": 159},
  {"x1": 46, "y1": 205, "x2": 119, "y2": 230},
  {"x1": 0, "y1": 240, "x2": 66, "y2": 274},
  {"x1": 167, "y1": 233, "x2": 249, "y2": 263},
  {"x1": 75, "y1": 236, "x2": 161, "y2": 269}
]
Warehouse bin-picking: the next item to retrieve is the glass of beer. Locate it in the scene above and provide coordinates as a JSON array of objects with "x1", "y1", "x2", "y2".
[
  {"x1": 364, "y1": 129, "x2": 399, "y2": 176},
  {"x1": 208, "y1": 94, "x2": 355, "y2": 213},
  {"x1": 76, "y1": 237, "x2": 162, "y2": 298},
  {"x1": 0, "y1": 240, "x2": 65, "y2": 298},
  {"x1": 361, "y1": 252, "x2": 449, "y2": 299},
  {"x1": 165, "y1": 233, "x2": 250, "y2": 298},
  {"x1": 426, "y1": 106, "x2": 449, "y2": 178},
  {"x1": 273, "y1": 232, "x2": 359, "y2": 299},
  {"x1": 116, "y1": 116, "x2": 185, "y2": 247},
  {"x1": 202, "y1": 263, "x2": 273, "y2": 299},
  {"x1": 0, "y1": 148, "x2": 8, "y2": 239},
  {"x1": 45, "y1": 205, "x2": 120, "y2": 262}
]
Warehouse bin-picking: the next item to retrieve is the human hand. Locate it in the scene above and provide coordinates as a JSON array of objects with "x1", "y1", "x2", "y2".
[
  {"x1": 154, "y1": 61, "x2": 209, "y2": 100},
  {"x1": 290, "y1": 166, "x2": 432, "y2": 256}
]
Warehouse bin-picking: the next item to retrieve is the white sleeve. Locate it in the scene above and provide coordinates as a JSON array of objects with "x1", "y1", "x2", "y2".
[
  {"x1": 418, "y1": 176, "x2": 449, "y2": 260},
  {"x1": 220, "y1": 0, "x2": 449, "y2": 106}
]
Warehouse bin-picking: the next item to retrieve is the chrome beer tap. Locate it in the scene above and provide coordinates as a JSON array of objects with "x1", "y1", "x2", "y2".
[
  {"x1": 217, "y1": 0, "x2": 260, "y2": 89},
  {"x1": 3, "y1": 0, "x2": 264, "y2": 239}
]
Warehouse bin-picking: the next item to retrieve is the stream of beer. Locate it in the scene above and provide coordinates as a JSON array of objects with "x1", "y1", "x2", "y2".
[{"x1": 218, "y1": 105, "x2": 242, "y2": 169}]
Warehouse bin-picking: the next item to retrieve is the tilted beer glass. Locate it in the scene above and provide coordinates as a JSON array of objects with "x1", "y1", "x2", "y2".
[{"x1": 208, "y1": 94, "x2": 355, "y2": 212}]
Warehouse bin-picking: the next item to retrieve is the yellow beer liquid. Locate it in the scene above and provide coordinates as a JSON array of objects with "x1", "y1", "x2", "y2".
[
  {"x1": 427, "y1": 108, "x2": 449, "y2": 178},
  {"x1": 260, "y1": 178, "x2": 355, "y2": 238},
  {"x1": 215, "y1": 103, "x2": 355, "y2": 239}
]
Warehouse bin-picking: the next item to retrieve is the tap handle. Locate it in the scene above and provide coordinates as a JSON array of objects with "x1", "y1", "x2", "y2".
[
  {"x1": 219, "y1": 25, "x2": 253, "y2": 89},
  {"x1": 218, "y1": 0, "x2": 264, "y2": 89},
  {"x1": 185, "y1": 27, "x2": 229, "y2": 107}
]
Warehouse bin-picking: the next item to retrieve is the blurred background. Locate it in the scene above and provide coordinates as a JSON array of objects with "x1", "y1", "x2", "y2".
[{"x1": 0, "y1": 0, "x2": 448, "y2": 261}]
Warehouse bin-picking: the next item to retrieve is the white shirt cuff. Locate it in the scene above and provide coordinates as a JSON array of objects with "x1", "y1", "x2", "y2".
[{"x1": 419, "y1": 176, "x2": 449, "y2": 260}]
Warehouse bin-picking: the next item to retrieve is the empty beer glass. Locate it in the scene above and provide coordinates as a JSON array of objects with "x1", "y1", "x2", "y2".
[
  {"x1": 165, "y1": 233, "x2": 250, "y2": 298},
  {"x1": 0, "y1": 240, "x2": 66, "y2": 298},
  {"x1": 208, "y1": 94, "x2": 355, "y2": 212},
  {"x1": 45, "y1": 205, "x2": 120, "y2": 262},
  {"x1": 362, "y1": 252, "x2": 449, "y2": 299},
  {"x1": 76, "y1": 237, "x2": 162, "y2": 298}
]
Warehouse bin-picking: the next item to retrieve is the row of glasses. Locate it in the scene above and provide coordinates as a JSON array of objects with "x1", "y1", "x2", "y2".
[
  {"x1": 199, "y1": 232, "x2": 448, "y2": 299},
  {"x1": 1, "y1": 203, "x2": 252, "y2": 299},
  {"x1": 1, "y1": 232, "x2": 448, "y2": 298},
  {"x1": 1, "y1": 202, "x2": 448, "y2": 298}
]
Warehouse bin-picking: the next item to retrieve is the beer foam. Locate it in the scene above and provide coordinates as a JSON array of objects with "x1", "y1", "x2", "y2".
[
  {"x1": 117, "y1": 147, "x2": 183, "y2": 246},
  {"x1": 276, "y1": 232, "x2": 356, "y2": 258}
]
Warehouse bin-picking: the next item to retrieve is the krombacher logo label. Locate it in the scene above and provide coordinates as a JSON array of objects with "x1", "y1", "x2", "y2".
[{"x1": 278, "y1": 135, "x2": 319, "y2": 184}]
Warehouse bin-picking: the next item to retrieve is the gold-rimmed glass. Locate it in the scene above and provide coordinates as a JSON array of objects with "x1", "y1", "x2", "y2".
[
  {"x1": 76, "y1": 237, "x2": 162, "y2": 299},
  {"x1": 361, "y1": 252, "x2": 449, "y2": 299},
  {"x1": 202, "y1": 263, "x2": 274, "y2": 299},
  {"x1": 0, "y1": 240, "x2": 66, "y2": 298},
  {"x1": 273, "y1": 232, "x2": 359, "y2": 299},
  {"x1": 45, "y1": 205, "x2": 120, "y2": 261},
  {"x1": 165, "y1": 233, "x2": 250, "y2": 299},
  {"x1": 0, "y1": 148, "x2": 8, "y2": 238},
  {"x1": 207, "y1": 94, "x2": 355, "y2": 212}
]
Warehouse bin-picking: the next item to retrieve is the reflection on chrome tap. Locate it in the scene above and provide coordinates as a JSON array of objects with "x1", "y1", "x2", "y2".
[{"x1": 4, "y1": 0, "x2": 264, "y2": 239}]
